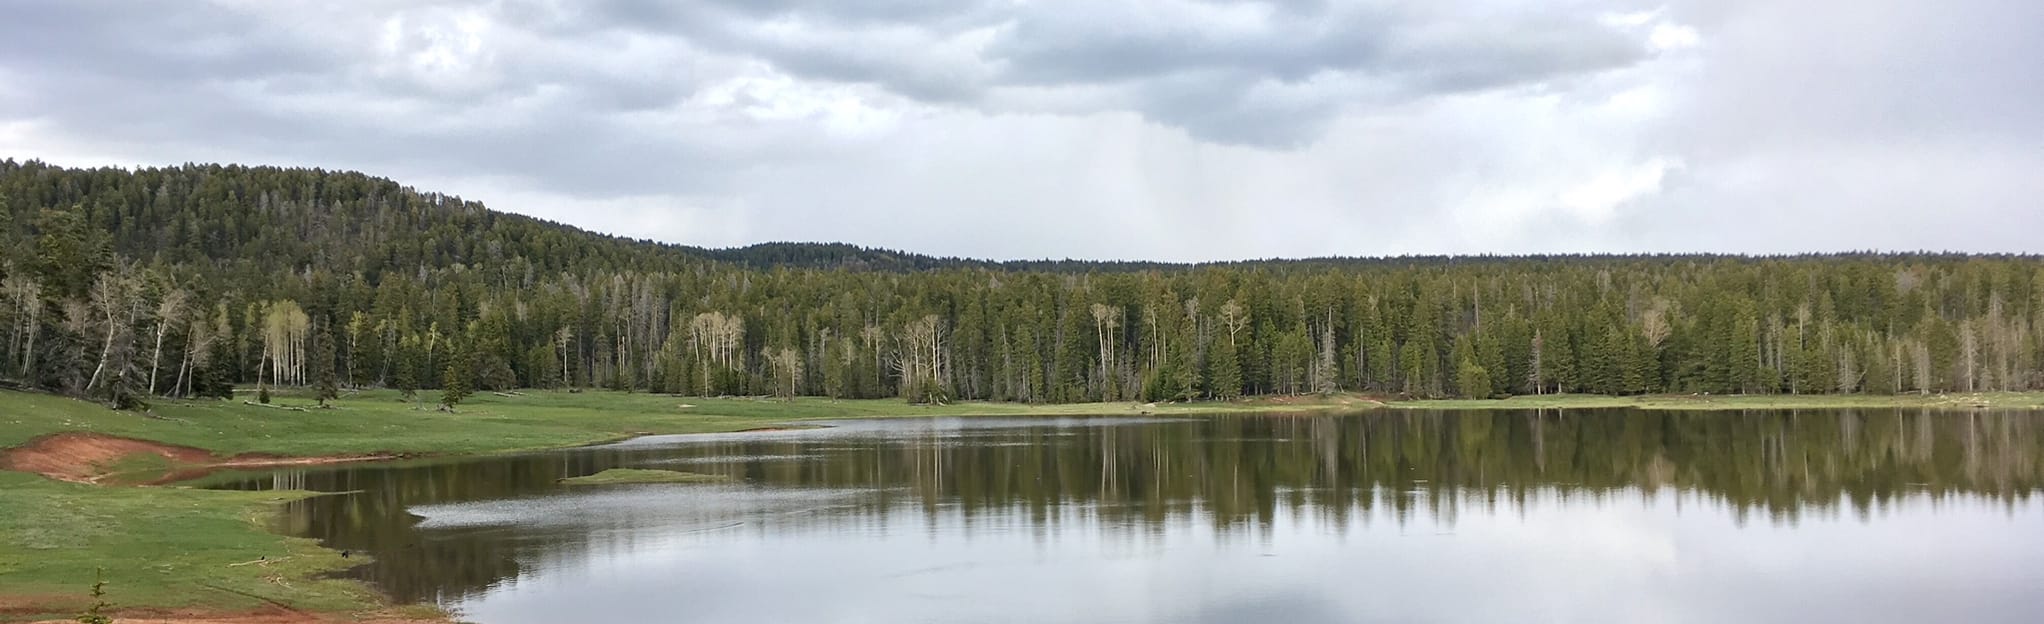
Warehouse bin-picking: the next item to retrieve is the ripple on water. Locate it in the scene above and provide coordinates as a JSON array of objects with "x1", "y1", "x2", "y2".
[
  {"x1": 410, "y1": 484, "x2": 877, "y2": 531},
  {"x1": 647, "y1": 454, "x2": 823, "y2": 465}
]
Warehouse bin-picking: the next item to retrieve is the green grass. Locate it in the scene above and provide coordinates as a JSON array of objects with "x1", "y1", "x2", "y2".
[
  {"x1": 6, "y1": 388, "x2": 2041, "y2": 462},
  {"x1": 558, "y1": 468, "x2": 730, "y2": 486},
  {"x1": 0, "y1": 388, "x2": 1364, "y2": 459},
  {"x1": 0, "y1": 471, "x2": 423, "y2": 622}
]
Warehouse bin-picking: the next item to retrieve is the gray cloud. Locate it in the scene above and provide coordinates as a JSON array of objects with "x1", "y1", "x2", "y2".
[
  {"x1": 0, "y1": 0, "x2": 1661, "y2": 168},
  {"x1": 543, "y1": 0, "x2": 1660, "y2": 145},
  {"x1": 0, "y1": 4, "x2": 331, "y2": 82}
]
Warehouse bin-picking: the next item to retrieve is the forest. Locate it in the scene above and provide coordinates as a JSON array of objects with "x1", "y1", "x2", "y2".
[{"x1": 2, "y1": 159, "x2": 2040, "y2": 409}]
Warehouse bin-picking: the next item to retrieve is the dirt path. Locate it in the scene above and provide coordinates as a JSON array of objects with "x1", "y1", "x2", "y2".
[{"x1": 0, "y1": 432, "x2": 401, "y2": 484}]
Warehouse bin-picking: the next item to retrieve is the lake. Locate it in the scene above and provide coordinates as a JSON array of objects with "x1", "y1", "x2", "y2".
[{"x1": 207, "y1": 409, "x2": 2044, "y2": 623}]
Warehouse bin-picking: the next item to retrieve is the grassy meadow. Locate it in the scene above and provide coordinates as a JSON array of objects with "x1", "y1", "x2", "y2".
[
  {"x1": 0, "y1": 470, "x2": 445, "y2": 622},
  {"x1": 10, "y1": 388, "x2": 2041, "y2": 462},
  {"x1": 0, "y1": 388, "x2": 1379, "y2": 460}
]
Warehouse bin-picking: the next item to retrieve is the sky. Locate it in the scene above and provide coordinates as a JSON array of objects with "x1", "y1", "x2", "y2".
[{"x1": 1, "y1": 0, "x2": 2039, "y2": 262}]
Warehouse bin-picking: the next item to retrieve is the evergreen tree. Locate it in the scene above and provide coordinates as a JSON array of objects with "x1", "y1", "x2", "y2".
[
  {"x1": 30, "y1": 208, "x2": 108, "y2": 299},
  {"x1": 311, "y1": 318, "x2": 338, "y2": 407},
  {"x1": 440, "y1": 338, "x2": 474, "y2": 411},
  {"x1": 1206, "y1": 332, "x2": 1242, "y2": 400},
  {"x1": 393, "y1": 336, "x2": 420, "y2": 403},
  {"x1": 1456, "y1": 359, "x2": 1491, "y2": 399}
]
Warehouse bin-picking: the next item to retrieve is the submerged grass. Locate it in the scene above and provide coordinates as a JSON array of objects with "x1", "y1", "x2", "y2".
[{"x1": 558, "y1": 468, "x2": 730, "y2": 485}]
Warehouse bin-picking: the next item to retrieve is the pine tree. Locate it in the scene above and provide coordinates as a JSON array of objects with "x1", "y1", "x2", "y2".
[
  {"x1": 393, "y1": 336, "x2": 420, "y2": 403},
  {"x1": 440, "y1": 337, "x2": 474, "y2": 411},
  {"x1": 311, "y1": 318, "x2": 338, "y2": 408},
  {"x1": 1206, "y1": 332, "x2": 1241, "y2": 400},
  {"x1": 1730, "y1": 302, "x2": 1761, "y2": 393},
  {"x1": 1456, "y1": 358, "x2": 1491, "y2": 399},
  {"x1": 1625, "y1": 334, "x2": 1656, "y2": 395}
]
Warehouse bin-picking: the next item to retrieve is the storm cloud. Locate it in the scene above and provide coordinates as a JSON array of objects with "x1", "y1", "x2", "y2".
[{"x1": 1, "y1": 0, "x2": 2038, "y2": 261}]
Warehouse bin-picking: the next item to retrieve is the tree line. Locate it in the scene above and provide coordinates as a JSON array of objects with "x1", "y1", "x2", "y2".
[{"x1": 2, "y1": 159, "x2": 2040, "y2": 408}]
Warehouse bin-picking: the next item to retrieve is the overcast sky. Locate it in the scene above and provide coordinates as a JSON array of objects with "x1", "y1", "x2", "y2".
[{"x1": 2, "y1": 1, "x2": 2039, "y2": 261}]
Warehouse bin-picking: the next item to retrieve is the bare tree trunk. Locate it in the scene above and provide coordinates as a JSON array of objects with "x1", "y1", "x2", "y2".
[
  {"x1": 12, "y1": 281, "x2": 39, "y2": 378},
  {"x1": 84, "y1": 275, "x2": 133, "y2": 396},
  {"x1": 173, "y1": 348, "x2": 191, "y2": 398},
  {"x1": 147, "y1": 322, "x2": 166, "y2": 395},
  {"x1": 146, "y1": 290, "x2": 187, "y2": 396},
  {"x1": 1836, "y1": 343, "x2": 1859, "y2": 393},
  {"x1": 18, "y1": 311, "x2": 34, "y2": 377},
  {"x1": 86, "y1": 324, "x2": 115, "y2": 394},
  {"x1": 558, "y1": 327, "x2": 574, "y2": 389},
  {"x1": 1891, "y1": 340, "x2": 1904, "y2": 395}
]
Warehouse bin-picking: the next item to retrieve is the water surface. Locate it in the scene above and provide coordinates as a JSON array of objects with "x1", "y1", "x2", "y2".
[{"x1": 210, "y1": 409, "x2": 2044, "y2": 623}]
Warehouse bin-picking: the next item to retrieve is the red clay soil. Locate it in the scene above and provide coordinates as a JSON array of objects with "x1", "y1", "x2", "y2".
[
  {"x1": 0, "y1": 595, "x2": 87, "y2": 620},
  {"x1": 0, "y1": 432, "x2": 399, "y2": 484}
]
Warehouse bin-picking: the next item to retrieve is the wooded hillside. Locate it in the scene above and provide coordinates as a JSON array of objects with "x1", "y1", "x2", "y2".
[{"x1": 4, "y1": 159, "x2": 2040, "y2": 408}]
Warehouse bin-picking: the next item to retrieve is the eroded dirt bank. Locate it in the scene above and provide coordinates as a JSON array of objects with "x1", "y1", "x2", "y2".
[{"x1": 0, "y1": 432, "x2": 400, "y2": 484}]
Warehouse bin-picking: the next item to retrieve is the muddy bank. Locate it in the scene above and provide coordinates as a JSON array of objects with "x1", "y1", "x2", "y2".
[{"x1": 0, "y1": 432, "x2": 402, "y2": 484}]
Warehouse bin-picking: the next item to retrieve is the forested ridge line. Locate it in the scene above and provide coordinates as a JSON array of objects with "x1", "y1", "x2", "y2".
[{"x1": 2, "y1": 158, "x2": 2041, "y2": 410}]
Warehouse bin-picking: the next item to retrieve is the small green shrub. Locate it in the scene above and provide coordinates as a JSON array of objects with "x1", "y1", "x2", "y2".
[{"x1": 74, "y1": 568, "x2": 111, "y2": 624}]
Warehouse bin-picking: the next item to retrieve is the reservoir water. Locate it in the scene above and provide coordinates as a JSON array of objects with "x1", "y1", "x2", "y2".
[{"x1": 207, "y1": 409, "x2": 2044, "y2": 623}]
